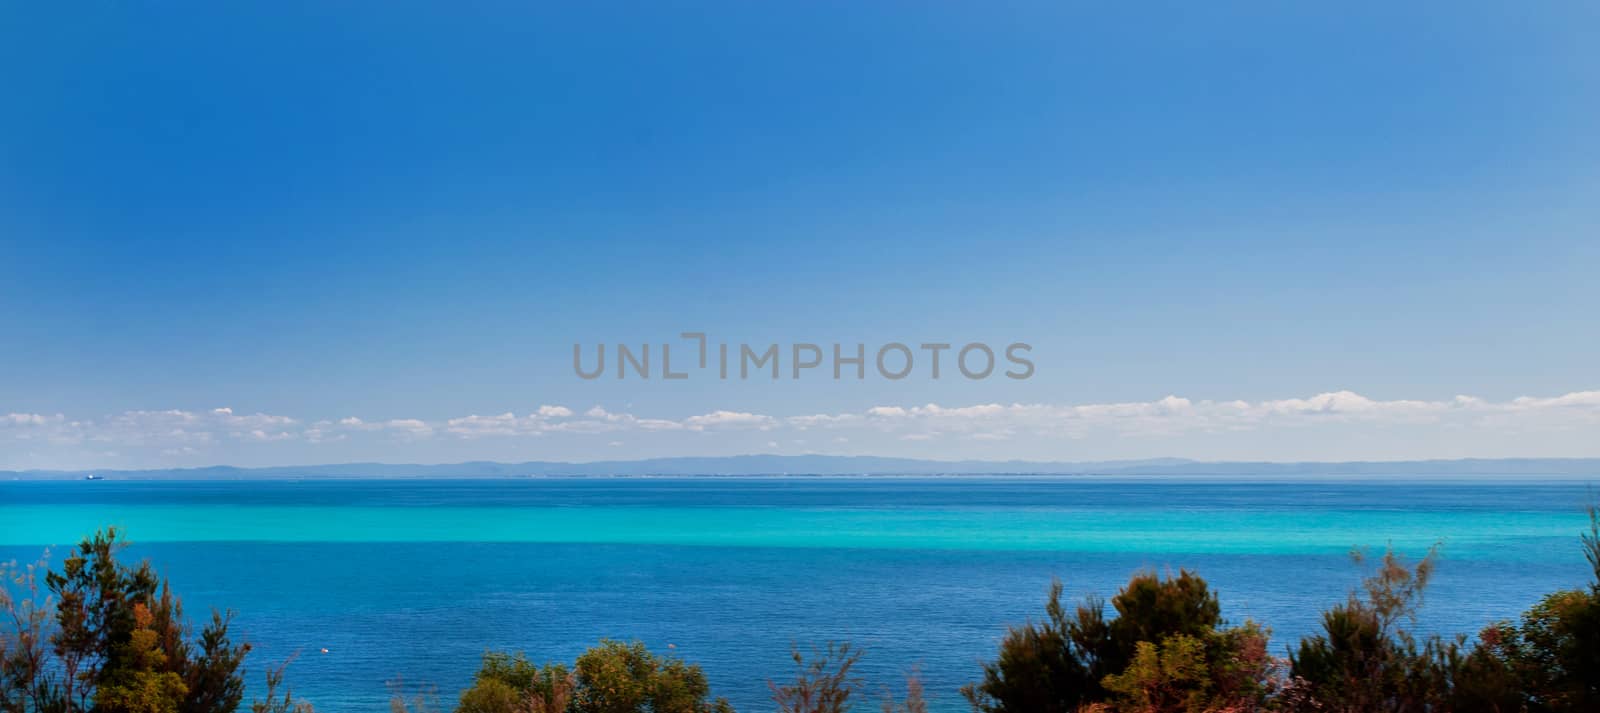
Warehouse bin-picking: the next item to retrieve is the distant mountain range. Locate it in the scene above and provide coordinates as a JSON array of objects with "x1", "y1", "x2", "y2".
[{"x1": 5, "y1": 455, "x2": 1599, "y2": 480}]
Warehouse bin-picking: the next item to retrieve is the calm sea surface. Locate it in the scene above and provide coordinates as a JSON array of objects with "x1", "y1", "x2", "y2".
[{"x1": 1, "y1": 477, "x2": 1595, "y2": 711}]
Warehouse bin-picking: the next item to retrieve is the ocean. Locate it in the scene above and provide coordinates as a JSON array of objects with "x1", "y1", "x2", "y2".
[{"x1": 1, "y1": 477, "x2": 1595, "y2": 711}]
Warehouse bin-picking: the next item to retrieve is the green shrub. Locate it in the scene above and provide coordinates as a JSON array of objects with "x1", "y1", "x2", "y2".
[
  {"x1": 1468, "y1": 506, "x2": 1600, "y2": 712},
  {"x1": 1288, "y1": 544, "x2": 1444, "y2": 711},
  {"x1": 455, "y1": 651, "x2": 573, "y2": 713},
  {"x1": 573, "y1": 639, "x2": 731, "y2": 713},
  {"x1": 960, "y1": 580, "x2": 1102, "y2": 713},
  {"x1": 1, "y1": 528, "x2": 251, "y2": 713},
  {"x1": 1104, "y1": 571, "x2": 1222, "y2": 677},
  {"x1": 453, "y1": 641, "x2": 729, "y2": 713},
  {"x1": 964, "y1": 572, "x2": 1273, "y2": 713},
  {"x1": 1101, "y1": 633, "x2": 1211, "y2": 712}
]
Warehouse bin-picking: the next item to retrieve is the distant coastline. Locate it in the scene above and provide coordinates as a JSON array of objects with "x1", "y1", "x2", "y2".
[{"x1": 6, "y1": 455, "x2": 1599, "y2": 480}]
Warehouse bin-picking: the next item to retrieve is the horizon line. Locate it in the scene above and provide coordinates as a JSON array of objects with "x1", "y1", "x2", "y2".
[{"x1": 8, "y1": 453, "x2": 1600, "y2": 477}]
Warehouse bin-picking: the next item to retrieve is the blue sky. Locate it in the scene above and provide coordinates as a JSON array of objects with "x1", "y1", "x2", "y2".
[{"x1": 2, "y1": 2, "x2": 1598, "y2": 469}]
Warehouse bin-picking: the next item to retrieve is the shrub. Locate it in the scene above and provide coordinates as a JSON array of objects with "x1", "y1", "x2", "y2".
[
  {"x1": 573, "y1": 639, "x2": 731, "y2": 713},
  {"x1": 455, "y1": 651, "x2": 574, "y2": 713},
  {"x1": 1, "y1": 528, "x2": 251, "y2": 713},
  {"x1": 960, "y1": 580, "x2": 1103, "y2": 713},
  {"x1": 770, "y1": 642, "x2": 863, "y2": 713},
  {"x1": 1469, "y1": 505, "x2": 1600, "y2": 712},
  {"x1": 964, "y1": 573, "x2": 1273, "y2": 713},
  {"x1": 454, "y1": 642, "x2": 729, "y2": 713},
  {"x1": 1288, "y1": 544, "x2": 1443, "y2": 711},
  {"x1": 768, "y1": 642, "x2": 925, "y2": 713},
  {"x1": 1286, "y1": 510, "x2": 1600, "y2": 713},
  {"x1": 1101, "y1": 633, "x2": 1211, "y2": 712},
  {"x1": 250, "y1": 659, "x2": 314, "y2": 713},
  {"x1": 1104, "y1": 571, "x2": 1222, "y2": 676},
  {"x1": 94, "y1": 602, "x2": 189, "y2": 713},
  {"x1": 1, "y1": 553, "x2": 52, "y2": 713}
]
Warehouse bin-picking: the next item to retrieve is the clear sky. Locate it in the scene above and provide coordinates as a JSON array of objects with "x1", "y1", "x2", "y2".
[{"x1": 2, "y1": 2, "x2": 1597, "y2": 470}]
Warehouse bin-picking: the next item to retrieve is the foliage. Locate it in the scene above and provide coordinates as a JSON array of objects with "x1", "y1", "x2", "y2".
[
  {"x1": 454, "y1": 652, "x2": 573, "y2": 713},
  {"x1": 1467, "y1": 505, "x2": 1600, "y2": 712},
  {"x1": 185, "y1": 611, "x2": 250, "y2": 713},
  {"x1": 455, "y1": 678, "x2": 519, "y2": 713},
  {"x1": 389, "y1": 679, "x2": 442, "y2": 713},
  {"x1": 249, "y1": 659, "x2": 313, "y2": 713},
  {"x1": 93, "y1": 603, "x2": 188, "y2": 713},
  {"x1": 1, "y1": 528, "x2": 252, "y2": 713},
  {"x1": 572, "y1": 640, "x2": 731, "y2": 713},
  {"x1": 1493, "y1": 590, "x2": 1600, "y2": 711},
  {"x1": 1287, "y1": 543, "x2": 1445, "y2": 711},
  {"x1": 963, "y1": 573, "x2": 1272, "y2": 713},
  {"x1": 1, "y1": 553, "x2": 53, "y2": 713},
  {"x1": 770, "y1": 642, "x2": 863, "y2": 713},
  {"x1": 453, "y1": 642, "x2": 728, "y2": 713},
  {"x1": 1100, "y1": 625, "x2": 1277, "y2": 713},
  {"x1": 1430, "y1": 628, "x2": 1523, "y2": 713},
  {"x1": 959, "y1": 580, "x2": 1104, "y2": 713},
  {"x1": 876, "y1": 668, "x2": 925, "y2": 713},
  {"x1": 1104, "y1": 571, "x2": 1222, "y2": 677},
  {"x1": 1283, "y1": 510, "x2": 1600, "y2": 713},
  {"x1": 766, "y1": 642, "x2": 924, "y2": 713},
  {"x1": 1102, "y1": 634, "x2": 1211, "y2": 713}
]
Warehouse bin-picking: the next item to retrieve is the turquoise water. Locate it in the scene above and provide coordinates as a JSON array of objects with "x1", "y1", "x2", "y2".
[
  {"x1": 1, "y1": 477, "x2": 1595, "y2": 711},
  {"x1": 0, "y1": 503, "x2": 1580, "y2": 556}
]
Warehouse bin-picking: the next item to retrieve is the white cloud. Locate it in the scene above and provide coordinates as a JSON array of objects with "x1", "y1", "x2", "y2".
[
  {"x1": 752, "y1": 389, "x2": 1600, "y2": 442},
  {"x1": 5, "y1": 389, "x2": 1598, "y2": 467},
  {"x1": 444, "y1": 413, "x2": 527, "y2": 438},
  {"x1": 1507, "y1": 391, "x2": 1600, "y2": 410},
  {"x1": 383, "y1": 419, "x2": 435, "y2": 438},
  {"x1": 682, "y1": 410, "x2": 776, "y2": 431}
]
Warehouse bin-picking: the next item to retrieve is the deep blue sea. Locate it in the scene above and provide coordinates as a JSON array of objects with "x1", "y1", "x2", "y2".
[{"x1": 2, "y1": 477, "x2": 1596, "y2": 712}]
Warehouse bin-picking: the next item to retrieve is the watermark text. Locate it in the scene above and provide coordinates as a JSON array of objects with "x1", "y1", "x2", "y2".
[{"x1": 574, "y1": 333, "x2": 1033, "y2": 381}]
